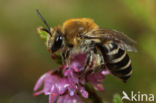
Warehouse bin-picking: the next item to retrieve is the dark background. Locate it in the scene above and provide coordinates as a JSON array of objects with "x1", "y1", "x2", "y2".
[{"x1": 0, "y1": 0, "x2": 156, "y2": 103}]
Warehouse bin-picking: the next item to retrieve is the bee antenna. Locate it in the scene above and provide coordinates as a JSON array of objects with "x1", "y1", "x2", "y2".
[{"x1": 36, "y1": 9, "x2": 52, "y2": 36}]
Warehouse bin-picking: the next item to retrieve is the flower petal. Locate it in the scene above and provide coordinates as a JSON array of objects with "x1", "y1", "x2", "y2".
[
  {"x1": 43, "y1": 75, "x2": 60, "y2": 95},
  {"x1": 57, "y1": 95, "x2": 84, "y2": 103},
  {"x1": 79, "y1": 86, "x2": 88, "y2": 98},
  {"x1": 101, "y1": 70, "x2": 110, "y2": 75},
  {"x1": 87, "y1": 71, "x2": 107, "y2": 91},
  {"x1": 68, "y1": 86, "x2": 76, "y2": 96},
  {"x1": 49, "y1": 94, "x2": 58, "y2": 103},
  {"x1": 33, "y1": 90, "x2": 44, "y2": 96},
  {"x1": 33, "y1": 73, "x2": 47, "y2": 91},
  {"x1": 55, "y1": 78, "x2": 70, "y2": 95}
]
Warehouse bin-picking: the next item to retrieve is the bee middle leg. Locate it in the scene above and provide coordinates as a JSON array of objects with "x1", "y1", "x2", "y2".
[{"x1": 79, "y1": 51, "x2": 93, "y2": 77}]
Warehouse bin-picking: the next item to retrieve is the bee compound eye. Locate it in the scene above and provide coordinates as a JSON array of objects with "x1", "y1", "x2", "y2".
[{"x1": 51, "y1": 35, "x2": 63, "y2": 53}]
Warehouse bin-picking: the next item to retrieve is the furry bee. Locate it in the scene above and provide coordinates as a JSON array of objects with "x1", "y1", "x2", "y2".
[{"x1": 36, "y1": 10, "x2": 137, "y2": 82}]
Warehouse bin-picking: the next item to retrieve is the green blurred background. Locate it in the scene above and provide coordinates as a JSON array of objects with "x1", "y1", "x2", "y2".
[{"x1": 0, "y1": 0, "x2": 156, "y2": 103}]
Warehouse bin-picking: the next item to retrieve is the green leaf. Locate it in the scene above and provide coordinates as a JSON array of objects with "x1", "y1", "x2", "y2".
[
  {"x1": 113, "y1": 94, "x2": 123, "y2": 103},
  {"x1": 36, "y1": 26, "x2": 48, "y2": 41}
]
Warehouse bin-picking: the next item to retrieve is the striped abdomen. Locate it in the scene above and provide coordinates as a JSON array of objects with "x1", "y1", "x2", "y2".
[{"x1": 98, "y1": 41, "x2": 132, "y2": 82}]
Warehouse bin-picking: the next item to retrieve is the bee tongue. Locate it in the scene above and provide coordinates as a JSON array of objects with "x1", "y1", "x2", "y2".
[{"x1": 51, "y1": 54, "x2": 57, "y2": 60}]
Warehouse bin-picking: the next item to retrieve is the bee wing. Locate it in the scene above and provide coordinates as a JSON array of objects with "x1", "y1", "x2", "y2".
[{"x1": 86, "y1": 29, "x2": 137, "y2": 52}]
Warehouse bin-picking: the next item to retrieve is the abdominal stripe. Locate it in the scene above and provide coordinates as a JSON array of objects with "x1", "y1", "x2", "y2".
[
  {"x1": 107, "y1": 53, "x2": 130, "y2": 70},
  {"x1": 97, "y1": 42, "x2": 132, "y2": 81},
  {"x1": 107, "y1": 46, "x2": 132, "y2": 77}
]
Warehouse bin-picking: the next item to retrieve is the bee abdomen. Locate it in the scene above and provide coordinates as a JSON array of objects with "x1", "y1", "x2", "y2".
[
  {"x1": 108, "y1": 57, "x2": 132, "y2": 82},
  {"x1": 98, "y1": 42, "x2": 132, "y2": 82}
]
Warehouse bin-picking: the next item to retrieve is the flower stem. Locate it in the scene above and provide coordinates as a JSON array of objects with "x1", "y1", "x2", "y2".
[{"x1": 85, "y1": 83, "x2": 103, "y2": 103}]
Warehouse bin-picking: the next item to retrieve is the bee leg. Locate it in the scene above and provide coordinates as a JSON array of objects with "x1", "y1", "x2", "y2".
[
  {"x1": 84, "y1": 52, "x2": 92, "y2": 72},
  {"x1": 80, "y1": 52, "x2": 92, "y2": 77},
  {"x1": 61, "y1": 48, "x2": 71, "y2": 66},
  {"x1": 62, "y1": 51, "x2": 66, "y2": 64},
  {"x1": 93, "y1": 53, "x2": 105, "y2": 72},
  {"x1": 93, "y1": 64, "x2": 105, "y2": 72}
]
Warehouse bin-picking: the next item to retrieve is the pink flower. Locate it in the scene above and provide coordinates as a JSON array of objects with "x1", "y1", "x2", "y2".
[
  {"x1": 87, "y1": 70, "x2": 110, "y2": 91},
  {"x1": 33, "y1": 69, "x2": 88, "y2": 103},
  {"x1": 33, "y1": 53, "x2": 110, "y2": 103},
  {"x1": 57, "y1": 94, "x2": 84, "y2": 103}
]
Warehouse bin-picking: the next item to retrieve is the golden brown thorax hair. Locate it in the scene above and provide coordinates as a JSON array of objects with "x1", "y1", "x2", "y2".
[{"x1": 61, "y1": 18, "x2": 99, "y2": 46}]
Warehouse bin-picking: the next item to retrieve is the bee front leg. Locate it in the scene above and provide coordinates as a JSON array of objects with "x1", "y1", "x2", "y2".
[{"x1": 61, "y1": 48, "x2": 71, "y2": 68}]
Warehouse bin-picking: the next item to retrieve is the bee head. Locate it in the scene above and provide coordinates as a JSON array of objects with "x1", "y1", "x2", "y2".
[
  {"x1": 47, "y1": 28, "x2": 64, "y2": 53},
  {"x1": 36, "y1": 9, "x2": 64, "y2": 53}
]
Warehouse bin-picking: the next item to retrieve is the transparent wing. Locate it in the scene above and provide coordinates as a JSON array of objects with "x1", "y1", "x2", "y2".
[{"x1": 86, "y1": 29, "x2": 137, "y2": 52}]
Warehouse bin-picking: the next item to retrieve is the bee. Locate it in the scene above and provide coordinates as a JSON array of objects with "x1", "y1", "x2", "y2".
[{"x1": 36, "y1": 10, "x2": 137, "y2": 82}]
